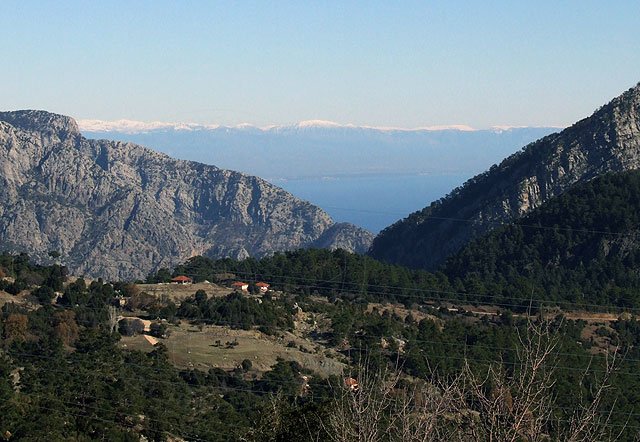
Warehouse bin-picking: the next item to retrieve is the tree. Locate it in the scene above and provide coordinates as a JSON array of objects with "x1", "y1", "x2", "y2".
[
  {"x1": 321, "y1": 318, "x2": 622, "y2": 442},
  {"x1": 54, "y1": 310, "x2": 79, "y2": 346},
  {"x1": 149, "y1": 322, "x2": 169, "y2": 339},
  {"x1": 241, "y1": 359, "x2": 253, "y2": 372},
  {"x1": 32, "y1": 286, "x2": 55, "y2": 305},
  {"x1": 118, "y1": 318, "x2": 145, "y2": 336},
  {"x1": 3, "y1": 314, "x2": 28, "y2": 344},
  {"x1": 146, "y1": 267, "x2": 172, "y2": 284},
  {"x1": 44, "y1": 265, "x2": 67, "y2": 292}
]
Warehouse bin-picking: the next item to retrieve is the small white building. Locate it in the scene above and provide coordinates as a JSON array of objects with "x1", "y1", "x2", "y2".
[{"x1": 231, "y1": 281, "x2": 249, "y2": 291}]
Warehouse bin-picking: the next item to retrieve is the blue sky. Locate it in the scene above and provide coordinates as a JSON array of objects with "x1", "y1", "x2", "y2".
[{"x1": 2, "y1": 1, "x2": 639, "y2": 128}]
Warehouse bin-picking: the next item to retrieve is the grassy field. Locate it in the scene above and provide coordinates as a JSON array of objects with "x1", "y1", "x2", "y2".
[
  {"x1": 120, "y1": 322, "x2": 346, "y2": 378},
  {"x1": 136, "y1": 282, "x2": 233, "y2": 302},
  {"x1": 115, "y1": 278, "x2": 637, "y2": 373}
]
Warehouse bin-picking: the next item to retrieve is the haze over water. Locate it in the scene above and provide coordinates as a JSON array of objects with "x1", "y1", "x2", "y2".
[{"x1": 273, "y1": 173, "x2": 468, "y2": 233}]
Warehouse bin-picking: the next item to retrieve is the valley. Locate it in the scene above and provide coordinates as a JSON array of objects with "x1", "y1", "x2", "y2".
[
  {"x1": 4, "y1": 2, "x2": 640, "y2": 440},
  {"x1": 2, "y1": 84, "x2": 640, "y2": 441}
]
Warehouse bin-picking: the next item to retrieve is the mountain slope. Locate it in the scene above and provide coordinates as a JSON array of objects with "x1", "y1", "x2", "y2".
[
  {"x1": 0, "y1": 110, "x2": 373, "y2": 280},
  {"x1": 443, "y1": 170, "x2": 640, "y2": 307},
  {"x1": 81, "y1": 122, "x2": 556, "y2": 233},
  {"x1": 369, "y1": 83, "x2": 640, "y2": 270}
]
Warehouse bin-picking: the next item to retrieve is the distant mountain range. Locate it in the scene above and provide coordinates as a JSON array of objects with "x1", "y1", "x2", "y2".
[
  {"x1": 80, "y1": 119, "x2": 556, "y2": 181},
  {"x1": 369, "y1": 83, "x2": 640, "y2": 270},
  {"x1": 81, "y1": 120, "x2": 557, "y2": 232},
  {"x1": 0, "y1": 111, "x2": 373, "y2": 280}
]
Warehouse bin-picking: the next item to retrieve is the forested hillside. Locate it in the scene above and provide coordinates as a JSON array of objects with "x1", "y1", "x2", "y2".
[
  {"x1": 443, "y1": 171, "x2": 640, "y2": 308},
  {"x1": 3, "y1": 253, "x2": 640, "y2": 440},
  {"x1": 369, "y1": 83, "x2": 640, "y2": 270}
]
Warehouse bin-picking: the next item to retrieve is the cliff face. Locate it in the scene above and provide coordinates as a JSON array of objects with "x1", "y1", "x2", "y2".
[
  {"x1": 369, "y1": 83, "x2": 640, "y2": 270},
  {"x1": 0, "y1": 110, "x2": 373, "y2": 280}
]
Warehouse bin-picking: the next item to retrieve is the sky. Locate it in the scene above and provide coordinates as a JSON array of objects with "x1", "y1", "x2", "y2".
[{"x1": 1, "y1": 1, "x2": 639, "y2": 129}]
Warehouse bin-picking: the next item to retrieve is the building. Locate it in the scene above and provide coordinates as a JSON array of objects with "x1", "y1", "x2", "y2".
[
  {"x1": 344, "y1": 377, "x2": 359, "y2": 392},
  {"x1": 255, "y1": 282, "x2": 270, "y2": 293},
  {"x1": 231, "y1": 281, "x2": 249, "y2": 291},
  {"x1": 171, "y1": 275, "x2": 192, "y2": 285}
]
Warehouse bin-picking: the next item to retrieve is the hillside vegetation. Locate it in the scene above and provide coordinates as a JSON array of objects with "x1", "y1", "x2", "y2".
[
  {"x1": 444, "y1": 171, "x2": 640, "y2": 308},
  {"x1": 3, "y1": 254, "x2": 640, "y2": 440}
]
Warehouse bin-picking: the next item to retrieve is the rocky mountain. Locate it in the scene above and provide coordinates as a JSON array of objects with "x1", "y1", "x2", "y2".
[
  {"x1": 0, "y1": 110, "x2": 373, "y2": 280},
  {"x1": 82, "y1": 121, "x2": 556, "y2": 233},
  {"x1": 369, "y1": 82, "x2": 640, "y2": 270}
]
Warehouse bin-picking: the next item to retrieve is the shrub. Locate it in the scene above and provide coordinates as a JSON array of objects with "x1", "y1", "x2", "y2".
[
  {"x1": 118, "y1": 318, "x2": 145, "y2": 336},
  {"x1": 150, "y1": 321, "x2": 170, "y2": 338},
  {"x1": 32, "y1": 286, "x2": 55, "y2": 304},
  {"x1": 241, "y1": 359, "x2": 253, "y2": 372}
]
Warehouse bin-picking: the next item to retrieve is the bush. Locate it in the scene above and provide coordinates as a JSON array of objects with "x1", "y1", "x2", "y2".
[
  {"x1": 32, "y1": 286, "x2": 55, "y2": 304},
  {"x1": 149, "y1": 321, "x2": 170, "y2": 338},
  {"x1": 126, "y1": 292, "x2": 158, "y2": 311},
  {"x1": 118, "y1": 318, "x2": 145, "y2": 336}
]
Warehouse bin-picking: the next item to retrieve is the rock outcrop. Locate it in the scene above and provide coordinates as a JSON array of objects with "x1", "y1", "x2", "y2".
[
  {"x1": 0, "y1": 110, "x2": 373, "y2": 280},
  {"x1": 369, "y1": 83, "x2": 640, "y2": 270}
]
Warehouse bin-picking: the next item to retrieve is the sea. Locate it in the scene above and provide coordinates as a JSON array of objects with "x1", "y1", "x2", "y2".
[{"x1": 271, "y1": 172, "x2": 469, "y2": 233}]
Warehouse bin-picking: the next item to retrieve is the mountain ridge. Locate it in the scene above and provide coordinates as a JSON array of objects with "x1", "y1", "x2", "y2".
[
  {"x1": 369, "y1": 82, "x2": 640, "y2": 270},
  {"x1": 0, "y1": 110, "x2": 373, "y2": 280}
]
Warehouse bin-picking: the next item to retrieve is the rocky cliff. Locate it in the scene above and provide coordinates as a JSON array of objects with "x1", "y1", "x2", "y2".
[
  {"x1": 0, "y1": 110, "x2": 373, "y2": 280},
  {"x1": 369, "y1": 82, "x2": 640, "y2": 270}
]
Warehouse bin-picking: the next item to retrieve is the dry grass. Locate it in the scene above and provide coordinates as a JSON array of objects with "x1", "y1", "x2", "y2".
[
  {"x1": 367, "y1": 302, "x2": 440, "y2": 324},
  {"x1": 0, "y1": 289, "x2": 38, "y2": 310},
  {"x1": 120, "y1": 322, "x2": 346, "y2": 377},
  {"x1": 136, "y1": 282, "x2": 233, "y2": 302}
]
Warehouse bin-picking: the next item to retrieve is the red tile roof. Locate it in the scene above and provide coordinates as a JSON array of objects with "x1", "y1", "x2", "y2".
[
  {"x1": 171, "y1": 275, "x2": 192, "y2": 282},
  {"x1": 344, "y1": 377, "x2": 359, "y2": 390}
]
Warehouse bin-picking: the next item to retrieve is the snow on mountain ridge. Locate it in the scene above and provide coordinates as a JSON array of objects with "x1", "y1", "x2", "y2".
[{"x1": 78, "y1": 118, "x2": 551, "y2": 134}]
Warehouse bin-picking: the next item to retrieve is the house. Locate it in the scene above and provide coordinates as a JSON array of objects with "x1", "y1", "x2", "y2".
[
  {"x1": 231, "y1": 281, "x2": 249, "y2": 291},
  {"x1": 344, "y1": 377, "x2": 359, "y2": 392},
  {"x1": 171, "y1": 275, "x2": 192, "y2": 285},
  {"x1": 255, "y1": 282, "x2": 270, "y2": 293}
]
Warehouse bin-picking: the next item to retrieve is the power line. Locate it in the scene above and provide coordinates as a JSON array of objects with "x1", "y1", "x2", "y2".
[{"x1": 139, "y1": 265, "x2": 640, "y2": 314}]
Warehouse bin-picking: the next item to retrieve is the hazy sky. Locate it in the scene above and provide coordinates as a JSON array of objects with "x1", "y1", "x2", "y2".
[{"x1": 2, "y1": 1, "x2": 639, "y2": 128}]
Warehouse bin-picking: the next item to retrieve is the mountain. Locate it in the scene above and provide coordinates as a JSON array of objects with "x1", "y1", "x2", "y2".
[
  {"x1": 369, "y1": 83, "x2": 640, "y2": 270},
  {"x1": 443, "y1": 170, "x2": 640, "y2": 307},
  {"x1": 81, "y1": 121, "x2": 557, "y2": 232},
  {"x1": 79, "y1": 119, "x2": 556, "y2": 186},
  {"x1": 0, "y1": 110, "x2": 373, "y2": 280}
]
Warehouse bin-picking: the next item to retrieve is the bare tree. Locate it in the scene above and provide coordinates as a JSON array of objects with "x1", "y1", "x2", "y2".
[
  {"x1": 561, "y1": 351, "x2": 620, "y2": 442},
  {"x1": 321, "y1": 316, "x2": 624, "y2": 442},
  {"x1": 452, "y1": 316, "x2": 559, "y2": 442},
  {"x1": 107, "y1": 305, "x2": 119, "y2": 334},
  {"x1": 323, "y1": 357, "x2": 401, "y2": 442}
]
